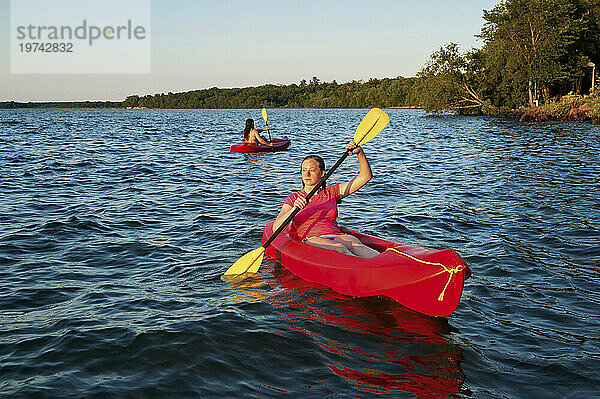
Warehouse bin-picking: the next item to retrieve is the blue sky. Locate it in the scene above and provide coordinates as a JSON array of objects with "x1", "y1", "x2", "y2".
[{"x1": 0, "y1": 0, "x2": 498, "y2": 101}]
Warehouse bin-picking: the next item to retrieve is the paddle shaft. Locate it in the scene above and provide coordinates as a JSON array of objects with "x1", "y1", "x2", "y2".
[
  {"x1": 262, "y1": 150, "x2": 350, "y2": 249},
  {"x1": 265, "y1": 122, "x2": 272, "y2": 142},
  {"x1": 262, "y1": 109, "x2": 273, "y2": 142}
]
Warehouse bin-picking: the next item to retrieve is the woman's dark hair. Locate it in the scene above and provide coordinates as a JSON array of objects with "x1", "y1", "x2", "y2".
[
  {"x1": 243, "y1": 118, "x2": 255, "y2": 141},
  {"x1": 301, "y1": 155, "x2": 326, "y2": 188}
]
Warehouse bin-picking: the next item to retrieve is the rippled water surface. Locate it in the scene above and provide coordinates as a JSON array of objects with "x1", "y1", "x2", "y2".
[{"x1": 1, "y1": 109, "x2": 599, "y2": 398}]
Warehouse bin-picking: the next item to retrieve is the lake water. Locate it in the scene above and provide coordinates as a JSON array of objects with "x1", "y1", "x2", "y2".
[{"x1": 1, "y1": 108, "x2": 599, "y2": 398}]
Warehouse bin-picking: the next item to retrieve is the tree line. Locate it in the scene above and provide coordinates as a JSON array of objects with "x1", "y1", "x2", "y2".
[
  {"x1": 121, "y1": 77, "x2": 417, "y2": 109},
  {"x1": 0, "y1": 77, "x2": 418, "y2": 109}
]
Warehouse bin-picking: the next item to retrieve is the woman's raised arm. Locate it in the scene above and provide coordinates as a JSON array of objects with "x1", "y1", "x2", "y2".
[{"x1": 337, "y1": 141, "x2": 372, "y2": 199}]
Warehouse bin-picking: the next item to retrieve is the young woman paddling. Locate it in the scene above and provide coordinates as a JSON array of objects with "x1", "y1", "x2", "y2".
[
  {"x1": 243, "y1": 118, "x2": 272, "y2": 145},
  {"x1": 272, "y1": 141, "x2": 379, "y2": 257}
]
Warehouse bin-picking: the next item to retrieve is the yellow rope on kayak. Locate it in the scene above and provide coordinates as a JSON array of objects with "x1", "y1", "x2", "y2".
[{"x1": 385, "y1": 248, "x2": 466, "y2": 302}]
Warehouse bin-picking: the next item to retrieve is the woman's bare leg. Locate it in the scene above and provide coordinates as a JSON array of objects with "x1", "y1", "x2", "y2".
[
  {"x1": 333, "y1": 235, "x2": 380, "y2": 257},
  {"x1": 305, "y1": 236, "x2": 354, "y2": 255},
  {"x1": 305, "y1": 235, "x2": 379, "y2": 257}
]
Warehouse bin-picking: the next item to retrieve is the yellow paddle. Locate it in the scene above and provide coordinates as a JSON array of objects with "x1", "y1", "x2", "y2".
[
  {"x1": 261, "y1": 108, "x2": 272, "y2": 143},
  {"x1": 223, "y1": 108, "x2": 390, "y2": 277}
]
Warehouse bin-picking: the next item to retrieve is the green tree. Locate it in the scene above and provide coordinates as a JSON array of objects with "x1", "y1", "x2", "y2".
[
  {"x1": 123, "y1": 95, "x2": 140, "y2": 108},
  {"x1": 480, "y1": 0, "x2": 585, "y2": 106},
  {"x1": 410, "y1": 43, "x2": 495, "y2": 114}
]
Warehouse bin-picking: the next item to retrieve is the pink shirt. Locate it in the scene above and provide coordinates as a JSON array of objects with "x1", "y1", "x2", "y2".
[{"x1": 283, "y1": 184, "x2": 342, "y2": 240}]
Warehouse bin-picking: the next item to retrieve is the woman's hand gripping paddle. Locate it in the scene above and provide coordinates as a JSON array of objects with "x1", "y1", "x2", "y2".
[
  {"x1": 222, "y1": 108, "x2": 390, "y2": 277},
  {"x1": 262, "y1": 108, "x2": 272, "y2": 143}
]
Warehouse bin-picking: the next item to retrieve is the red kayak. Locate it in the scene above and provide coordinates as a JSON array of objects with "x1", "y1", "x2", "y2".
[
  {"x1": 229, "y1": 136, "x2": 291, "y2": 153},
  {"x1": 262, "y1": 221, "x2": 471, "y2": 317}
]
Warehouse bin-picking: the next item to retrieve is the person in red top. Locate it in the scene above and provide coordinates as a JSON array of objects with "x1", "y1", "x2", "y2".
[{"x1": 272, "y1": 141, "x2": 379, "y2": 257}]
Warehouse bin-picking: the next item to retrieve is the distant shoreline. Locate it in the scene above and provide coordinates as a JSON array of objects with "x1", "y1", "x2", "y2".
[
  {"x1": 0, "y1": 101, "x2": 121, "y2": 109},
  {"x1": 2, "y1": 100, "x2": 597, "y2": 125},
  {"x1": 2, "y1": 77, "x2": 419, "y2": 110},
  {"x1": 0, "y1": 104, "x2": 424, "y2": 110}
]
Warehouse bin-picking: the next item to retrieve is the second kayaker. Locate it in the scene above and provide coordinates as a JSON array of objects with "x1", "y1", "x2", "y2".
[
  {"x1": 243, "y1": 118, "x2": 272, "y2": 145},
  {"x1": 272, "y1": 141, "x2": 379, "y2": 257}
]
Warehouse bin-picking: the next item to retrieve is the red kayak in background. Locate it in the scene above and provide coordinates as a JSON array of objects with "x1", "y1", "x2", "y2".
[
  {"x1": 261, "y1": 221, "x2": 471, "y2": 317},
  {"x1": 229, "y1": 136, "x2": 291, "y2": 153}
]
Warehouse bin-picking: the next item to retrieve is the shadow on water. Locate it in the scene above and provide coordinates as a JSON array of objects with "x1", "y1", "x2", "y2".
[{"x1": 222, "y1": 259, "x2": 467, "y2": 398}]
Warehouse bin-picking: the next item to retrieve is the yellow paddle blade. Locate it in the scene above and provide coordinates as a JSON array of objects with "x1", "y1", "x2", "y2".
[
  {"x1": 261, "y1": 108, "x2": 268, "y2": 122},
  {"x1": 222, "y1": 247, "x2": 265, "y2": 276},
  {"x1": 353, "y1": 108, "x2": 390, "y2": 146},
  {"x1": 246, "y1": 252, "x2": 263, "y2": 274}
]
